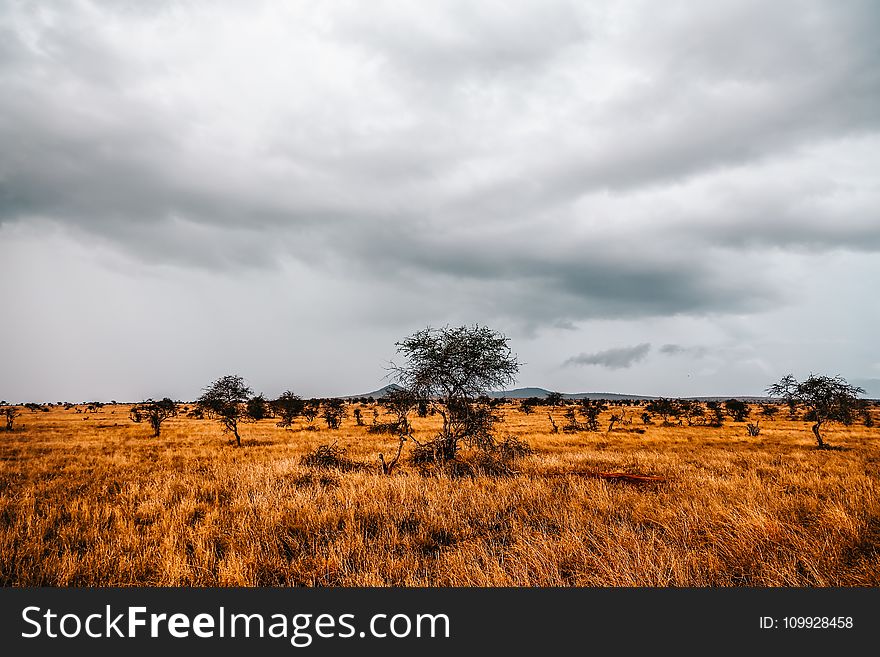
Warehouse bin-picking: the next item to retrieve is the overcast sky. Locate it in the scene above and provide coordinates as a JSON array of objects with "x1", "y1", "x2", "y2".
[{"x1": 2, "y1": 0, "x2": 879, "y2": 402}]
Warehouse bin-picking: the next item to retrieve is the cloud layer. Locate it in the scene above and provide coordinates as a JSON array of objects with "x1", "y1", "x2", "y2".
[
  {"x1": 3, "y1": 1, "x2": 878, "y2": 324},
  {"x1": 565, "y1": 343, "x2": 652, "y2": 369},
  {"x1": 1, "y1": 1, "x2": 878, "y2": 400}
]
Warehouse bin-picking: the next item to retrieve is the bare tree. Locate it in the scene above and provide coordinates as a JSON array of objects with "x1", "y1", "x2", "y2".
[
  {"x1": 196, "y1": 375, "x2": 253, "y2": 446},
  {"x1": 129, "y1": 398, "x2": 177, "y2": 437},
  {"x1": 389, "y1": 324, "x2": 519, "y2": 463},
  {"x1": 766, "y1": 374, "x2": 865, "y2": 449}
]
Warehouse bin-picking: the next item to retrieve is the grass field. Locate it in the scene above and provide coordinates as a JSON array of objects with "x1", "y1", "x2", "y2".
[{"x1": 1, "y1": 402, "x2": 878, "y2": 586}]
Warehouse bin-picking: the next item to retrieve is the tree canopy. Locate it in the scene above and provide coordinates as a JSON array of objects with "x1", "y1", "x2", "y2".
[
  {"x1": 196, "y1": 375, "x2": 253, "y2": 446},
  {"x1": 766, "y1": 374, "x2": 865, "y2": 448},
  {"x1": 390, "y1": 324, "x2": 519, "y2": 462},
  {"x1": 129, "y1": 397, "x2": 177, "y2": 437}
]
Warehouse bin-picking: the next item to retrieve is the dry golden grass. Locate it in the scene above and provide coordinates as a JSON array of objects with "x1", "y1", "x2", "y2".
[{"x1": 1, "y1": 402, "x2": 878, "y2": 586}]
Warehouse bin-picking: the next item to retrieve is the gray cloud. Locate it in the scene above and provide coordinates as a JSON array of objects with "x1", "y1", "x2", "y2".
[
  {"x1": 564, "y1": 343, "x2": 651, "y2": 369},
  {"x1": 660, "y1": 344, "x2": 710, "y2": 359},
  {"x1": 1, "y1": 1, "x2": 879, "y2": 400},
  {"x1": 1, "y1": 2, "x2": 877, "y2": 324}
]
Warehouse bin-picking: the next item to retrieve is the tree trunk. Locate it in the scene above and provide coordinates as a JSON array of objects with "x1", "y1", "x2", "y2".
[
  {"x1": 812, "y1": 420, "x2": 825, "y2": 448},
  {"x1": 233, "y1": 423, "x2": 241, "y2": 447}
]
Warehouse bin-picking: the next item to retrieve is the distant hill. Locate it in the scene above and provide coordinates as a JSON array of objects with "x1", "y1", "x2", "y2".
[
  {"x1": 344, "y1": 385, "x2": 775, "y2": 402},
  {"x1": 346, "y1": 385, "x2": 653, "y2": 401},
  {"x1": 344, "y1": 384, "x2": 404, "y2": 399},
  {"x1": 488, "y1": 388, "x2": 655, "y2": 400}
]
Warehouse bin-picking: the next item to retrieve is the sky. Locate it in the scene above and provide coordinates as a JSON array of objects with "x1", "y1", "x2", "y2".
[{"x1": 1, "y1": 0, "x2": 879, "y2": 402}]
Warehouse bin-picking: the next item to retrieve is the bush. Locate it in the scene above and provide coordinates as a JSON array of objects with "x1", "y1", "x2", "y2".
[
  {"x1": 409, "y1": 436, "x2": 453, "y2": 466},
  {"x1": 367, "y1": 421, "x2": 405, "y2": 435},
  {"x1": 300, "y1": 443, "x2": 365, "y2": 471},
  {"x1": 246, "y1": 394, "x2": 269, "y2": 421},
  {"x1": 724, "y1": 399, "x2": 750, "y2": 422},
  {"x1": 496, "y1": 435, "x2": 533, "y2": 460},
  {"x1": 273, "y1": 391, "x2": 305, "y2": 428},
  {"x1": 410, "y1": 434, "x2": 532, "y2": 478}
]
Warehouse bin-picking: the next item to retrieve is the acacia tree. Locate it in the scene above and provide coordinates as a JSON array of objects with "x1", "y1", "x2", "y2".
[
  {"x1": 129, "y1": 398, "x2": 177, "y2": 437},
  {"x1": 322, "y1": 398, "x2": 346, "y2": 429},
  {"x1": 705, "y1": 401, "x2": 725, "y2": 427},
  {"x1": 545, "y1": 391, "x2": 565, "y2": 407},
  {"x1": 679, "y1": 399, "x2": 706, "y2": 426},
  {"x1": 379, "y1": 387, "x2": 419, "y2": 436},
  {"x1": 246, "y1": 393, "x2": 269, "y2": 421},
  {"x1": 196, "y1": 375, "x2": 253, "y2": 446},
  {"x1": 390, "y1": 324, "x2": 519, "y2": 463},
  {"x1": 766, "y1": 374, "x2": 865, "y2": 449},
  {"x1": 579, "y1": 399, "x2": 608, "y2": 431},
  {"x1": 301, "y1": 399, "x2": 321, "y2": 429},
  {"x1": 272, "y1": 390, "x2": 305, "y2": 428},
  {"x1": 2, "y1": 405, "x2": 20, "y2": 431},
  {"x1": 724, "y1": 399, "x2": 750, "y2": 422},
  {"x1": 645, "y1": 398, "x2": 679, "y2": 425}
]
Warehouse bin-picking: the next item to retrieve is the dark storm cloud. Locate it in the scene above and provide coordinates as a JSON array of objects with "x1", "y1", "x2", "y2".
[
  {"x1": 564, "y1": 343, "x2": 651, "y2": 369},
  {"x1": 1, "y1": 0, "x2": 878, "y2": 328}
]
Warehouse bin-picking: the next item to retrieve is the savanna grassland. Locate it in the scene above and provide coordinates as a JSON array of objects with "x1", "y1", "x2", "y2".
[{"x1": 1, "y1": 402, "x2": 878, "y2": 586}]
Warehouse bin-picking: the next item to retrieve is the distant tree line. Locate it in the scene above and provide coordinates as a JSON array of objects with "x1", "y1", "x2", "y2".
[{"x1": 3, "y1": 328, "x2": 873, "y2": 459}]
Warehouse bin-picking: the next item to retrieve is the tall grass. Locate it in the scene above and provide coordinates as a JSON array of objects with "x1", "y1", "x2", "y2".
[{"x1": 1, "y1": 404, "x2": 877, "y2": 586}]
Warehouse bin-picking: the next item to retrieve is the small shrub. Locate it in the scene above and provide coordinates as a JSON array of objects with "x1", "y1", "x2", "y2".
[
  {"x1": 367, "y1": 421, "x2": 405, "y2": 435},
  {"x1": 409, "y1": 437, "x2": 451, "y2": 466},
  {"x1": 562, "y1": 408, "x2": 584, "y2": 432},
  {"x1": 300, "y1": 442, "x2": 365, "y2": 471},
  {"x1": 496, "y1": 435, "x2": 533, "y2": 461}
]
